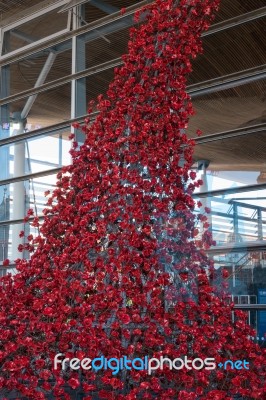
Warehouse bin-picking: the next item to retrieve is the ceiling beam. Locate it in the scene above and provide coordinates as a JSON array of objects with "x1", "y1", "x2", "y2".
[
  {"x1": 59, "y1": 0, "x2": 91, "y2": 13},
  {"x1": 0, "y1": 0, "x2": 152, "y2": 67},
  {"x1": 194, "y1": 123, "x2": 266, "y2": 145},
  {"x1": 0, "y1": 109, "x2": 265, "y2": 154},
  {"x1": 0, "y1": 113, "x2": 94, "y2": 146},
  {"x1": 0, "y1": 61, "x2": 265, "y2": 108},
  {"x1": 188, "y1": 64, "x2": 266, "y2": 98},
  {"x1": 59, "y1": 0, "x2": 118, "y2": 14},
  {"x1": 0, "y1": 0, "x2": 70, "y2": 30},
  {"x1": 10, "y1": 29, "x2": 37, "y2": 44},
  {"x1": 203, "y1": 6, "x2": 266, "y2": 36},
  {"x1": 89, "y1": 0, "x2": 118, "y2": 14},
  {"x1": 0, "y1": 57, "x2": 123, "y2": 106},
  {"x1": 1, "y1": 3, "x2": 265, "y2": 68}
]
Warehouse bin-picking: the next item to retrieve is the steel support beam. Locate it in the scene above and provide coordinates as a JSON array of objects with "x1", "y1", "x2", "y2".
[
  {"x1": 0, "y1": 215, "x2": 44, "y2": 228},
  {"x1": 10, "y1": 29, "x2": 37, "y2": 44},
  {"x1": 202, "y1": 6, "x2": 266, "y2": 36},
  {"x1": 206, "y1": 240, "x2": 266, "y2": 255},
  {"x1": 0, "y1": 57, "x2": 122, "y2": 107},
  {"x1": 0, "y1": 56, "x2": 122, "y2": 106},
  {"x1": 228, "y1": 200, "x2": 266, "y2": 212},
  {"x1": 59, "y1": 0, "x2": 89, "y2": 13},
  {"x1": 194, "y1": 123, "x2": 266, "y2": 145},
  {"x1": 0, "y1": 167, "x2": 62, "y2": 187},
  {"x1": 0, "y1": 114, "x2": 92, "y2": 147},
  {"x1": 0, "y1": 32, "x2": 10, "y2": 207},
  {"x1": 71, "y1": 6, "x2": 86, "y2": 117},
  {"x1": 0, "y1": 1, "x2": 152, "y2": 67},
  {"x1": 0, "y1": 65, "x2": 10, "y2": 121},
  {"x1": 0, "y1": 59, "x2": 265, "y2": 110},
  {"x1": 60, "y1": 0, "x2": 118, "y2": 14},
  {"x1": 193, "y1": 183, "x2": 266, "y2": 199},
  {"x1": 210, "y1": 209, "x2": 266, "y2": 225},
  {"x1": 71, "y1": 5, "x2": 87, "y2": 143},
  {"x1": 1, "y1": 3, "x2": 265, "y2": 69},
  {"x1": 0, "y1": 119, "x2": 266, "y2": 153},
  {"x1": 0, "y1": 0, "x2": 70, "y2": 32},
  {"x1": 197, "y1": 160, "x2": 212, "y2": 230},
  {"x1": 234, "y1": 304, "x2": 266, "y2": 311},
  {"x1": 188, "y1": 64, "x2": 266, "y2": 98},
  {"x1": 0, "y1": 30, "x2": 10, "y2": 121},
  {"x1": 89, "y1": 0, "x2": 118, "y2": 14},
  {"x1": 21, "y1": 51, "x2": 57, "y2": 119}
]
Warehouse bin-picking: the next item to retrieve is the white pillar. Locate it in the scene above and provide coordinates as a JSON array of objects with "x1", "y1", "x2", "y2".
[
  {"x1": 71, "y1": 5, "x2": 86, "y2": 141},
  {"x1": 11, "y1": 120, "x2": 25, "y2": 260}
]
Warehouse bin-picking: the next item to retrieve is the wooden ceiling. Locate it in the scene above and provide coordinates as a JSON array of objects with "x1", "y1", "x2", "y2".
[{"x1": 1, "y1": 0, "x2": 266, "y2": 173}]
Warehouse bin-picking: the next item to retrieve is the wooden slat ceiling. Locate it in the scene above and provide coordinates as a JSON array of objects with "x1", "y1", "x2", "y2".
[
  {"x1": 0, "y1": 0, "x2": 43, "y2": 19},
  {"x1": 1, "y1": 0, "x2": 266, "y2": 172}
]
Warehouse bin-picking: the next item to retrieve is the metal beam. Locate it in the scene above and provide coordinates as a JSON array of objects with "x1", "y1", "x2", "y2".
[
  {"x1": 0, "y1": 117, "x2": 265, "y2": 153},
  {"x1": 0, "y1": 215, "x2": 45, "y2": 228},
  {"x1": 71, "y1": 5, "x2": 86, "y2": 141},
  {"x1": 193, "y1": 183, "x2": 266, "y2": 199},
  {"x1": 0, "y1": 57, "x2": 122, "y2": 106},
  {"x1": 234, "y1": 304, "x2": 266, "y2": 311},
  {"x1": 194, "y1": 123, "x2": 266, "y2": 145},
  {"x1": 0, "y1": 167, "x2": 62, "y2": 187},
  {"x1": 206, "y1": 240, "x2": 266, "y2": 255},
  {"x1": 0, "y1": 59, "x2": 265, "y2": 110},
  {"x1": 188, "y1": 64, "x2": 266, "y2": 98},
  {"x1": 0, "y1": 30, "x2": 10, "y2": 122},
  {"x1": 0, "y1": 114, "x2": 90, "y2": 146},
  {"x1": 228, "y1": 200, "x2": 266, "y2": 212},
  {"x1": 89, "y1": 0, "x2": 118, "y2": 14},
  {"x1": 202, "y1": 6, "x2": 266, "y2": 36},
  {"x1": 0, "y1": 65, "x2": 10, "y2": 121},
  {"x1": 0, "y1": 0, "x2": 70, "y2": 31},
  {"x1": 209, "y1": 209, "x2": 266, "y2": 225},
  {"x1": 59, "y1": 0, "x2": 89, "y2": 13},
  {"x1": 0, "y1": 1, "x2": 152, "y2": 67},
  {"x1": 1, "y1": 3, "x2": 265, "y2": 69},
  {"x1": 60, "y1": 0, "x2": 118, "y2": 14},
  {"x1": 10, "y1": 29, "x2": 37, "y2": 44},
  {"x1": 21, "y1": 51, "x2": 57, "y2": 119}
]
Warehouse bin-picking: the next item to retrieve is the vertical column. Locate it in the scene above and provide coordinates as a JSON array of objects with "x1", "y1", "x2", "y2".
[
  {"x1": 231, "y1": 203, "x2": 240, "y2": 289},
  {"x1": 0, "y1": 30, "x2": 11, "y2": 201},
  {"x1": 232, "y1": 203, "x2": 239, "y2": 240},
  {"x1": 0, "y1": 31, "x2": 10, "y2": 127},
  {"x1": 0, "y1": 31, "x2": 11, "y2": 261},
  {"x1": 71, "y1": 5, "x2": 86, "y2": 143},
  {"x1": 257, "y1": 208, "x2": 263, "y2": 241},
  {"x1": 198, "y1": 160, "x2": 212, "y2": 230},
  {"x1": 11, "y1": 115, "x2": 26, "y2": 260}
]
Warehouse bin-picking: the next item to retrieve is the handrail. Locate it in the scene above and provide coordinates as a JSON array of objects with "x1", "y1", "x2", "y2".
[{"x1": 234, "y1": 304, "x2": 266, "y2": 310}]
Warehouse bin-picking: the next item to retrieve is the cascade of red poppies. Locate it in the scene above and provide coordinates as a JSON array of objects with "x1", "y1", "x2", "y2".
[{"x1": 0, "y1": 0, "x2": 265, "y2": 399}]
